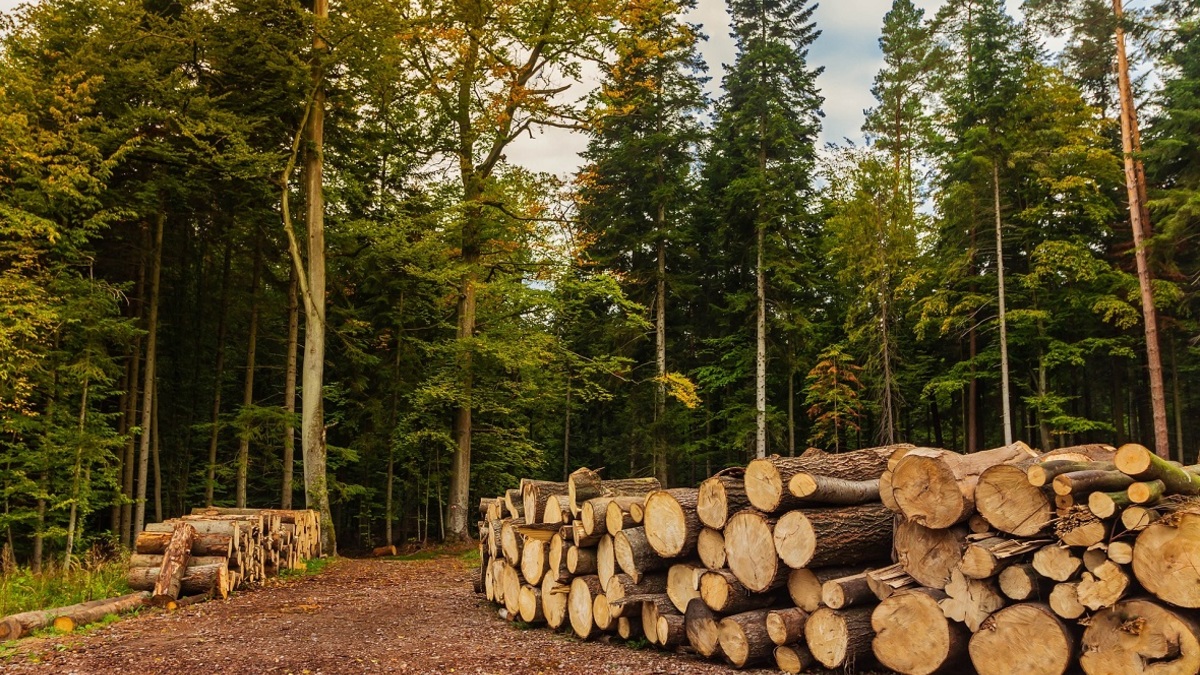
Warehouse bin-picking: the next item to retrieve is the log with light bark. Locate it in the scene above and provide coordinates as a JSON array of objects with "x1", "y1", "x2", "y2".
[
  {"x1": 568, "y1": 575, "x2": 605, "y2": 639},
  {"x1": 718, "y1": 609, "x2": 776, "y2": 668},
  {"x1": 720, "y1": 509, "x2": 782, "y2": 593},
  {"x1": 371, "y1": 544, "x2": 397, "y2": 557},
  {"x1": 789, "y1": 474, "x2": 881, "y2": 505},
  {"x1": 866, "y1": 563, "x2": 917, "y2": 601},
  {"x1": 666, "y1": 563, "x2": 703, "y2": 613},
  {"x1": 504, "y1": 488, "x2": 523, "y2": 519},
  {"x1": 605, "y1": 572, "x2": 666, "y2": 619},
  {"x1": 1049, "y1": 583, "x2": 1085, "y2": 619},
  {"x1": 998, "y1": 563, "x2": 1053, "y2": 601},
  {"x1": 568, "y1": 469, "x2": 660, "y2": 517},
  {"x1": 1121, "y1": 504, "x2": 1159, "y2": 531},
  {"x1": 821, "y1": 571, "x2": 875, "y2": 610},
  {"x1": 540, "y1": 574, "x2": 570, "y2": 630},
  {"x1": 871, "y1": 588, "x2": 969, "y2": 675},
  {"x1": 604, "y1": 498, "x2": 638, "y2": 535},
  {"x1": 1079, "y1": 598, "x2": 1200, "y2": 675},
  {"x1": 697, "y1": 473, "x2": 749, "y2": 529},
  {"x1": 0, "y1": 592, "x2": 150, "y2": 640},
  {"x1": 968, "y1": 603, "x2": 1076, "y2": 675},
  {"x1": 1115, "y1": 443, "x2": 1200, "y2": 495},
  {"x1": 521, "y1": 538, "x2": 547, "y2": 584},
  {"x1": 744, "y1": 445, "x2": 904, "y2": 512},
  {"x1": 613, "y1": 527, "x2": 668, "y2": 584},
  {"x1": 699, "y1": 568, "x2": 784, "y2": 614},
  {"x1": 500, "y1": 518, "x2": 525, "y2": 565},
  {"x1": 134, "y1": 531, "x2": 231, "y2": 557},
  {"x1": 128, "y1": 554, "x2": 229, "y2": 569},
  {"x1": 1088, "y1": 489, "x2": 1134, "y2": 519},
  {"x1": 126, "y1": 563, "x2": 229, "y2": 599},
  {"x1": 697, "y1": 527, "x2": 726, "y2": 570},
  {"x1": 1052, "y1": 470, "x2": 1134, "y2": 496},
  {"x1": 523, "y1": 480, "x2": 569, "y2": 526},
  {"x1": 765, "y1": 607, "x2": 808, "y2": 646},
  {"x1": 639, "y1": 594, "x2": 677, "y2": 646},
  {"x1": 893, "y1": 519, "x2": 967, "y2": 590},
  {"x1": 960, "y1": 535, "x2": 1048, "y2": 580},
  {"x1": 772, "y1": 503, "x2": 893, "y2": 569},
  {"x1": 542, "y1": 494, "x2": 571, "y2": 524},
  {"x1": 1032, "y1": 544, "x2": 1081, "y2": 582},
  {"x1": 805, "y1": 606, "x2": 876, "y2": 671},
  {"x1": 1128, "y1": 479, "x2": 1166, "y2": 504},
  {"x1": 1133, "y1": 503, "x2": 1200, "y2": 607},
  {"x1": 890, "y1": 442, "x2": 1038, "y2": 529},
  {"x1": 938, "y1": 568, "x2": 1005, "y2": 632},
  {"x1": 685, "y1": 597, "x2": 724, "y2": 659},
  {"x1": 774, "y1": 644, "x2": 816, "y2": 674},
  {"x1": 1077, "y1": 560, "x2": 1130, "y2": 610},
  {"x1": 581, "y1": 496, "x2": 639, "y2": 537},
  {"x1": 787, "y1": 565, "x2": 868, "y2": 612},
  {"x1": 643, "y1": 488, "x2": 701, "y2": 558},
  {"x1": 519, "y1": 584, "x2": 546, "y2": 624}
]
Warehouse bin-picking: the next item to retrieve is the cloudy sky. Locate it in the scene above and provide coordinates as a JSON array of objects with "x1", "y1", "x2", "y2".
[{"x1": 0, "y1": 0, "x2": 1028, "y2": 175}]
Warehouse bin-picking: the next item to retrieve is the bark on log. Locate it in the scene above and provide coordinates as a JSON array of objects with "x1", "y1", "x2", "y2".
[
  {"x1": 126, "y1": 563, "x2": 229, "y2": 599},
  {"x1": 789, "y1": 474, "x2": 881, "y2": 505},
  {"x1": 128, "y1": 554, "x2": 228, "y2": 569},
  {"x1": 567, "y1": 468, "x2": 604, "y2": 515},
  {"x1": 697, "y1": 472, "x2": 749, "y2": 530},
  {"x1": 969, "y1": 603, "x2": 1076, "y2": 675},
  {"x1": 766, "y1": 607, "x2": 808, "y2": 646},
  {"x1": 805, "y1": 606, "x2": 877, "y2": 671},
  {"x1": 617, "y1": 615, "x2": 640, "y2": 640},
  {"x1": 519, "y1": 584, "x2": 545, "y2": 624},
  {"x1": 891, "y1": 442, "x2": 1038, "y2": 529},
  {"x1": 666, "y1": 563, "x2": 703, "y2": 613},
  {"x1": 1114, "y1": 443, "x2": 1200, "y2": 495},
  {"x1": 1079, "y1": 598, "x2": 1200, "y2": 675},
  {"x1": 566, "y1": 544, "x2": 597, "y2": 576},
  {"x1": 150, "y1": 521, "x2": 195, "y2": 605},
  {"x1": 871, "y1": 588, "x2": 969, "y2": 675},
  {"x1": 719, "y1": 609, "x2": 776, "y2": 668},
  {"x1": 1133, "y1": 504, "x2": 1200, "y2": 607},
  {"x1": 504, "y1": 488, "x2": 524, "y2": 519},
  {"x1": 724, "y1": 509, "x2": 782, "y2": 592},
  {"x1": 697, "y1": 527, "x2": 726, "y2": 570},
  {"x1": 894, "y1": 519, "x2": 967, "y2": 590},
  {"x1": 640, "y1": 594, "x2": 676, "y2": 645},
  {"x1": 788, "y1": 565, "x2": 868, "y2": 612},
  {"x1": 523, "y1": 480, "x2": 569, "y2": 526},
  {"x1": 939, "y1": 568, "x2": 1005, "y2": 632},
  {"x1": 540, "y1": 574, "x2": 570, "y2": 630},
  {"x1": 1052, "y1": 470, "x2": 1134, "y2": 496},
  {"x1": 542, "y1": 494, "x2": 571, "y2": 524},
  {"x1": 744, "y1": 445, "x2": 904, "y2": 512},
  {"x1": 700, "y1": 568, "x2": 785, "y2": 614},
  {"x1": 568, "y1": 575, "x2": 605, "y2": 639},
  {"x1": 1027, "y1": 460, "x2": 1116, "y2": 487},
  {"x1": 604, "y1": 498, "x2": 639, "y2": 535},
  {"x1": 685, "y1": 597, "x2": 724, "y2": 659},
  {"x1": 613, "y1": 527, "x2": 668, "y2": 584},
  {"x1": 960, "y1": 536, "x2": 1048, "y2": 580},
  {"x1": 1088, "y1": 490, "x2": 1134, "y2": 519},
  {"x1": 582, "y1": 496, "x2": 639, "y2": 536},
  {"x1": 656, "y1": 612, "x2": 686, "y2": 648},
  {"x1": 821, "y1": 571, "x2": 875, "y2": 610},
  {"x1": 866, "y1": 563, "x2": 917, "y2": 601},
  {"x1": 774, "y1": 644, "x2": 816, "y2": 674},
  {"x1": 0, "y1": 592, "x2": 149, "y2": 640},
  {"x1": 773, "y1": 503, "x2": 893, "y2": 569},
  {"x1": 643, "y1": 488, "x2": 701, "y2": 558},
  {"x1": 606, "y1": 572, "x2": 667, "y2": 619},
  {"x1": 134, "y1": 531, "x2": 231, "y2": 557},
  {"x1": 1128, "y1": 479, "x2": 1167, "y2": 504}
]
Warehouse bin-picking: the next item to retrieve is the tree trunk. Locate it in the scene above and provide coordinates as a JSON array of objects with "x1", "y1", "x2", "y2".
[
  {"x1": 655, "y1": 237, "x2": 668, "y2": 483},
  {"x1": 993, "y1": 162, "x2": 1013, "y2": 445},
  {"x1": 0, "y1": 592, "x2": 149, "y2": 641},
  {"x1": 772, "y1": 504, "x2": 893, "y2": 569},
  {"x1": 134, "y1": 210, "x2": 165, "y2": 539},
  {"x1": 1113, "y1": 0, "x2": 1170, "y2": 459},
  {"x1": 805, "y1": 606, "x2": 876, "y2": 671},
  {"x1": 744, "y1": 445, "x2": 902, "y2": 512},
  {"x1": 282, "y1": 264, "x2": 298, "y2": 509},
  {"x1": 643, "y1": 488, "x2": 701, "y2": 558},
  {"x1": 152, "y1": 383, "x2": 161, "y2": 523},
  {"x1": 236, "y1": 241, "x2": 262, "y2": 509},
  {"x1": 64, "y1": 377, "x2": 90, "y2": 566},
  {"x1": 968, "y1": 603, "x2": 1076, "y2": 675},
  {"x1": 872, "y1": 588, "x2": 969, "y2": 675},
  {"x1": 206, "y1": 240, "x2": 232, "y2": 507},
  {"x1": 719, "y1": 609, "x2": 777, "y2": 668},
  {"x1": 890, "y1": 442, "x2": 1037, "y2": 528}
]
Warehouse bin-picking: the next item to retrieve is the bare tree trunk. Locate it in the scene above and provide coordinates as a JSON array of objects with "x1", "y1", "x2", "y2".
[
  {"x1": 755, "y1": 220, "x2": 767, "y2": 459},
  {"x1": 236, "y1": 241, "x2": 263, "y2": 509},
  {"x1": 878, "y1": 274, "x2": 896, "y2": 445},
  {"x1": 152, "y1": 383, "x2": 161, "y2": 523},
  {"x1": 65, "y1": 377, "x2": 89, "y2": 567},
  {"x1": 385, "y1": 453, "x2": 394, "y2": 545},
  {"x1": 563, "y1": 377, "x2": 571, "y2": 482},
  {"x1": 121, "y1": 236, "x2": 148, "y2": 546},
  {"x1": 206, "y1": 241, "x2": 232, "y2": 506},
  {"x1": 282, "y1": 266, "x2": 298, "y2": 509},
  {"x1": 1113, "y1": 0, "x2": 1169, "y2": 459},
  {"x1": 1171, "y1": 339, "x2": 1184, "y2": 464},
  {"x1": 655, "y1": 236, "x2": 668, "y2": 483},
  {"x1": 994, "y1": 162, "x2": 1013, "y2": 446},
  {"x1": 134, "y1": 210, "x2": 165, "y2": 539},
  {"x1": 788, "y1": 341, "x2": 796, "y2": 457}
]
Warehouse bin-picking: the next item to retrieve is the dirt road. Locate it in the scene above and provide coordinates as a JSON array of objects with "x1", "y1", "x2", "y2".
[{"x1": 3, "y1": 555, "x2": 775, "y2": 674}]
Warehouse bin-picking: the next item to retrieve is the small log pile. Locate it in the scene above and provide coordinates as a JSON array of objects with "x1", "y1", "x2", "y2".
[
  {"x1": 477, "y1": 442, "x2": 1200, "y2": 674},
  {"x1": 127, "y1": 507, "x2": 322, "y2": 605}
]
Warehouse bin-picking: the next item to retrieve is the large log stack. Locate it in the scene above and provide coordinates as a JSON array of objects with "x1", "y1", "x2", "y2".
[
  {"x1": 478, "y1": 442, "x2": 1200, "y2": 674},
  {"x1": 127, "y1": 507, "x2": 322, "y2": 604}
]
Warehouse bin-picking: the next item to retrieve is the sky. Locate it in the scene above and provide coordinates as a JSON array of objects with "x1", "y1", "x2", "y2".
[{"x1": 0, "y1": 0, "x2": 1029, "y2": 176}]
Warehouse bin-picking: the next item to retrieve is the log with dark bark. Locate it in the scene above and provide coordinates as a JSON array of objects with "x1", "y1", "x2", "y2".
[
  {"x1": 639, "y1": 594, "x2": 677, "y2": 646},
  {"x1": 519, "y1": 584, "x2": 546, "y2": 624},
  {"x1": 821, "y1": 571, "x2": 875, "y2": 610},
  {"x1": 606, "y1": 572, "x2": 667, "y2": 619},
  {"x1": 744, "y1": 445, "x2": 904, "y2": 512},
  {"x1": 134, "y1": 531, "x2": 231, "y2": 557},
  {"x1": 568, "y1": 575, "x2": 605, "y2": 639},
  {"x1": 697, "y1": 527, "x2": 726, "y2": 570},
  {"x1": 656, "y1": 612, "x2": 686, "y2": 648},
  {"x1": 613, "y1": 527, "x2": 669, "y2": 584},
  {"x1": 0, "y1": 592, "x2": 149, "y2": 640},
  {"x1": 566, "y1": 544, "x2": 597, "y2": 576},
  {"x1": 894, "y1": 519, "x2": 967, "y2": 590},
  {"x1": 1133, "y1": 503, "x2": 1200, "y2": 607},
  {"x1": 871, "y1": 588, "x2": 969, "y2": 675},
  {"x1": 697, "y1": 473, "x2": 749, "y2": 529},
  {"x1": 1051, "y1": 470, "x2": 1134, "y2": 496},
  {"x1": 149, "y1": 521, "x2": 194, "y2": 606},
  {"x1": 643, "y1": 488, "x2": 701, "y2": 558},
  {"x1": 789, "y1": 474, "x2": 881, "y2": 505},
  {"x1": 1027, "y1": 460, "x2": 1116, "y2": 487},
  {"x1": 700, "y1": 568, "x2": 785, "y2": 614},
  {"x1": 723, "y1": 509, "x2": 782, "y2": 592},
  {"x1": 581, "y1": 496, "x2": 640, "y2": 536},
  {"x1": 765, "y1": 607, "x2": 808, "y2": 646},
  {"x1": 968, "y1": 603, "x2": 1076, "y2": 675},
  {"x1": 126, "y1": 563, "x2": 229, "y2": 599},
  {"x1": 666, "y1": 563, "x2": 703, "y2": 613},
  {"x1": 774, "y1": 644, "x2": 816, "y2": 674},
  {"x1": 604, "y1": 498, "x2": 639, "y2": 535},
  {"x1": 685, "y1": 597, "x2": 724, "y2": 659},
  {"x1": 866, "y1": 563, "x2": 917, "y2": 601},
  {"x1": 772, "y1": 503, "x2": 893, "y2": 569},
  {"x1": 805, "y1": 606, "x2": 876, "y2": 671},
  {"x1": 718, "y1": 609, "x2": 776, "y2": 668},
  {"x1": 890, "y1": 442, "x2": 1038, "y2": 529},
  {"x1": 523, "y1": 480, "x2": 569, "y2": 526},
  {"x1": 787, "y1": 565, "x2": 868, "y2": 612},
  {"x1": 1079, "y1": 598, "x2": 1200, "y2": 675},
  {"x1": 568, "y1": 468, "x2": 604, "y2": 515},
  {"x1": 960, "y1": 535, "x2": 1048, "y2": 580}
]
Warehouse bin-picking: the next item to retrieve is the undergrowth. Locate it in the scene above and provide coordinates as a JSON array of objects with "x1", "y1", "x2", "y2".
[
  {"x1": 280, "y1": 556, "x2": 336, "y2": 579},
  {"x1": 0, "y1": 551, "x2": 130, "y2": 616}
]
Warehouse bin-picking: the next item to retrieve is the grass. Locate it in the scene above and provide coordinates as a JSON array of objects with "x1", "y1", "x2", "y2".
[
  {"x1": 0, "y1": 554, "x2": 131, "y2": 617},
  {"x1": 280, "y1": 555, "x2": 336, "y2": 579}
]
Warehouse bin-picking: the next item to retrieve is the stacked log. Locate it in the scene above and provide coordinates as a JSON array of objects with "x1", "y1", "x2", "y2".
[
  {"x1": 479, "y1": 442, "x2": 1200, "y2": 675},
  {"x1": 127, "y1": 507, "x2": 322, "y2": 604}
]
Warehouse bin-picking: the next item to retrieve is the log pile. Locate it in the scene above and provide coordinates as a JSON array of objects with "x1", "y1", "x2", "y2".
[
  {"x1": 127, "y1": 507, "x2": 322, "y2": 605},
  {"x1": 477, "y1": 442, "x2": 1200, "y2": 674}
]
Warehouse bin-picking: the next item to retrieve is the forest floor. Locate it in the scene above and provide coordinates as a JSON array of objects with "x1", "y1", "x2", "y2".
[{"x1": 0, "y1": 551, "x2": 779, "y2": 674}]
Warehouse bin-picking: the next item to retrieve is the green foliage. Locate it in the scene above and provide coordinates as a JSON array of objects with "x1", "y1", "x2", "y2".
[
  {"x1": 804, "y1": 346, "x2": 865, "y2": 452},
  {"x1": 0, "y1": 554, "x2": 130, "y2": 616}
]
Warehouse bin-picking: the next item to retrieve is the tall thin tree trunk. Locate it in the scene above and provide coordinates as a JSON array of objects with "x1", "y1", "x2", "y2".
[
  {"x1": 787, "y1": 341, "x2": 796, "y2": 457},
  {"x1": 1171, "y1": 339, "x2": 1185, "y2": 464},
  {"x1": 152, "y1": 384, "x2": 161, "y2": 523},
  {"x1": 282, "y1": 266, "x2": 299, "y2": 509},
  {"x1": 994, "y1": 162, "x2": 1013, "y2": 445},
  {"x1": 134, "y1": 210, "x2": 165, "y2": 539},
  {"x1": 236, "y1": 241, "x2": 263, "y2": 509},
  {"x1": 755, "y1": 120, "x2": 768, "y2": 460},
  {"x1": 563, "y1": 377, "x2": 571, "y2": 482},
  {"x1": 121, "y1": 233, "x2": 148, "y2": 546},
  {"x1": 112, "y1": 359, "x2": 128, "y2": 536},
  {"x1": 206, "y1": 241, "x2": 232, "y2": 506},
  {"x1": 65, "y1": 376, "x2": 88, "y2": 567},
  {"x1": 1113, "y1": 0, "x2": 1169, "y2": 459},
  {"x1": 655, "y1": 236, "x2": 668, "y2": 482}
]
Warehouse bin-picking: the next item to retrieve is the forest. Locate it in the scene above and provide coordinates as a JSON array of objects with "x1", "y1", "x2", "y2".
[{"x1": 0, "y1": 0, "x2": 1196, "y2": 567}]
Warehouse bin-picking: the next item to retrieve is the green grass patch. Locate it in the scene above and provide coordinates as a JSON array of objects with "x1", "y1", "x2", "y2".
[
  {"x1": 0, "y1": 557, "x2": 130, "y2": 617},
  {"x1": 459, "y1": 548, "x2": 481, "y2": 564},
  {"x1": 280, "y1": 556, "x2": 336, "y2": 579}
]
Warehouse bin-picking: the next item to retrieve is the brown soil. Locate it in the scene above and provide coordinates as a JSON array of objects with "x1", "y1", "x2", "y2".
[{"x1": 2, "y1": 556, "x2": 778, "y2": 674}]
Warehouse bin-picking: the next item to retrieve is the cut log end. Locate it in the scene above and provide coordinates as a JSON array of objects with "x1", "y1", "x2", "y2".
[{"x1": 968, "y1": 603, "x2": 1075, "y2": 675}]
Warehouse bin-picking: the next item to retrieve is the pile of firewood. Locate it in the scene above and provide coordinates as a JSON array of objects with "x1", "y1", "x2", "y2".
[
  {"x1": 127, "y1": 507, "x2": 321, "y2": 605},
  {"x1": 477, "y1": 442, "x2": 1200, "y2": 674}
]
